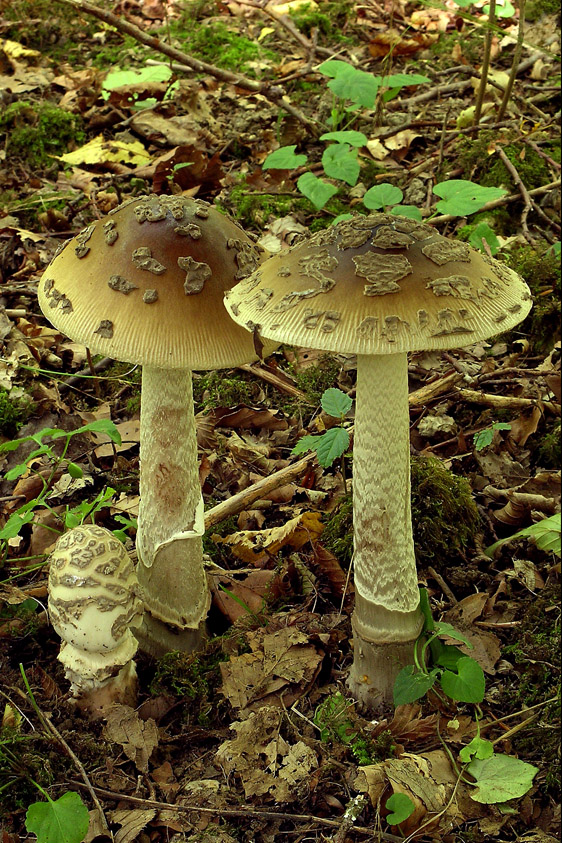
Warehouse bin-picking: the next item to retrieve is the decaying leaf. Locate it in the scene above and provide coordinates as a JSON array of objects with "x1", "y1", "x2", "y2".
[
  {"x1": 213, "y1": 511, "x2": 324, "y2": 565},
  {"x1": 103, "y1": 705, "x2": 159, "y2": 773},
  {"x1": 215, "y1": 706, "x2": 317, "y2": 802},
  {"x1": 110, "y1": 808, "x2": 157, "y2": 843}
]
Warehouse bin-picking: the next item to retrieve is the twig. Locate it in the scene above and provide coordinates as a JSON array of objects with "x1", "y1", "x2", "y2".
[
  {"x1": 455, "y1": 387, "x2": 560, "y2": 415},
  {"x1": 68, "y1": 782, "x2": 404, "y2": 841},
  {"x1": 473, "y1": 0, "x2": 496, "y2": 133},
  {"x1": 523, "y1": 138, "x2": 561, "y2": 171},
  {"x1": 497, "y1": 0, "x2": 527, "y2": 121},
  {"x1": 496, "y1": 146, "x2": 533, "y2": 241},
  {"x1": 427, "y1": 566, "x2": 458, "y2": 604},
  {"x1": 54, "y1": 0, "x2": 318, "y2": 135}
]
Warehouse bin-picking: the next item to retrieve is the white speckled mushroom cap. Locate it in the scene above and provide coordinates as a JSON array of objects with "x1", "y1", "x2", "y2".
[
  {"x1": 38, "y1": 195, "x2": 277, "y2": 369},
  {"x1": 223, "y1": 213, "x2": 532, "y2": 354},
  {"x1": 48, "y1": 524, "x2": 143, "y2": 654}
]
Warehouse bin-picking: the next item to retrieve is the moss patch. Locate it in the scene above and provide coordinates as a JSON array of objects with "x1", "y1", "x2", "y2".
[{"x1": 0, "y1": 101, "x2": 84, "y2": 168}]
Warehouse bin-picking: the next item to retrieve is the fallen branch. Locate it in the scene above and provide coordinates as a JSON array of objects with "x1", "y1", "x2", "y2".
[
  {"x1": 54, "y1": 0, "x2": 319, "y2": 135},
  {"x1": 455, "y1": 387, "x2": 560, "y2": 415},
  {"x1": 496, "y1": 146, "x2": 534, "y2": 241}
]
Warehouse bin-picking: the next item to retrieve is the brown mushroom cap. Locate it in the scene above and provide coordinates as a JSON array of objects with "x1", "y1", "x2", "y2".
[
  {"x1": 39, "y1": 194, "x2": 276, "y2": 369},
  {"x1": 224, "y1": 213, "x2": 532, "y2": 354}
]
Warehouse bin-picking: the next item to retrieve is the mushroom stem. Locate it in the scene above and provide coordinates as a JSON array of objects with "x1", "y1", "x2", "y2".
[
  {"x1": 135, "y1": 366, "x2": 209, "y2": 656},
  {"x1": 347, "y1": 352, "x2": 423, "y2": 709}
]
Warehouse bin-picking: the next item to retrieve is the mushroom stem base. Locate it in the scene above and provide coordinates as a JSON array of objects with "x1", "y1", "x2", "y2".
[
  {"x1": 347, "y1": 611, "x2": 418, "y2": 711},
  {"x1": 134, "y1": 613, "x2": 207, "y2": 659}
]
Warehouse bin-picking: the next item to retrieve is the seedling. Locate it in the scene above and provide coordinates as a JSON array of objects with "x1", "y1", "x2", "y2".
[
  {"x1": 291, "y1": 388, "x2": 352, "y2": 468},
  {"x1": 473, "y1": 421, "x2": 512, "y2": 451}
]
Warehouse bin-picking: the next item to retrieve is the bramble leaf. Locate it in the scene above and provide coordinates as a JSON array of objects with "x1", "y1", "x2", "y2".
[{"x1": 321, "y1": 388, "x2": 352, "y2": 418}]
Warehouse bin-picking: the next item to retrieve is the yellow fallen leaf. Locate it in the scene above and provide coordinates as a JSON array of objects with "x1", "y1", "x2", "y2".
[
  {"x1": 213, "y1": 511, "x2": 324, "y2": 564},
  {"x1": 56, "y1": 135, "x2": 151, "y2": 167}
]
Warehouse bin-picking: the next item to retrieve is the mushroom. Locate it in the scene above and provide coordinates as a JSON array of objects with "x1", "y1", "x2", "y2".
[
  {"x1": 38, "y1": 194, "x2": 277, "y2": 656},
  {"x1": 223, "y1": 213, "x2": 532, "y2": 709},
  {"x1": 48, "y1": 524, "x2": 143, "y2": 718}
]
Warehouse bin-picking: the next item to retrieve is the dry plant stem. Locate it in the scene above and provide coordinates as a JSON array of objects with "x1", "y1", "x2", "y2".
[
  {"x1": 70, "y1": 782, "x2": 404, "y2": 841},
  {"x1": 347, "y1": 353, "x2": 423, "y2": 710},
  {"x1": 135, "y1": 366, "x2": 208, "y2": 657},
  {"x1": 456, "y1": 387, "x2": 561, "y2": 415},
  {"x1": 497, "y1": 0, "x2": 527, "y2": 121},
  {"x1": 496, "y1": 146, "x2": 533, "y2": 241},
  {"x1": 55, "y1": 0, "x2": 317, "y2": 134},
  {"x1": 473, "y1": 0, "x2": 496, "y2": 132}
]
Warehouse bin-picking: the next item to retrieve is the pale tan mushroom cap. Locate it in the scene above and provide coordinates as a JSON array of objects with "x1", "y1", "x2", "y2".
[
  {"x1": 224, "y1": 213, "x2": 532, "y2": 354},
  {"x1": 39, "y1": 195, "x2": 277, "y2": 369},
  {"x1": 48, "y1": 524, "x2": 143, "y2": 654}
]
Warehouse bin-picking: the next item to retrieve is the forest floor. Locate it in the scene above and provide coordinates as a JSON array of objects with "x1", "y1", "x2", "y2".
[{"x1": 0, "y1": 0, "x2": 560, "y2": 841}]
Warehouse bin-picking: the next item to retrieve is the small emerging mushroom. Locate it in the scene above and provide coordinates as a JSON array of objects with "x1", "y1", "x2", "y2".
[
  {"x1": 38, "y1": 194, "x2": 277, "y2": 656},
  {"x1": 224, "y1": 213, "x2": 532, "y2": 710},
  {"x1": 48, "y1": 525, "x2": 143, "y2": 718}
]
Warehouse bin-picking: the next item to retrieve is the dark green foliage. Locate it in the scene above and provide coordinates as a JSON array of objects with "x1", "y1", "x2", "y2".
[
  {"x1": 193, "y1": 370, "x2": 254, "y2": 410},
  {"x1": 0, "y1": 389, "x2": 33, "y2": 437},
  {"x1": 505, "y1": 244, "x2": 561, "y2": 350},
  {"x1": 172, "y1": 20, "x2": 278, "y2": 74},
  {"x1": 536, "y1": 422, "x2": 561, "y2": 468}
]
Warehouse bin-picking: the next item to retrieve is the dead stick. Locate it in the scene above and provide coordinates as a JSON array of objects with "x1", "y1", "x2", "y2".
[
  {"x1": 455, "y1": 387, "x2": 560, "y2": 415},
  {"x1": 496, "y1": 146, "x2": 533, "y2": 241}
]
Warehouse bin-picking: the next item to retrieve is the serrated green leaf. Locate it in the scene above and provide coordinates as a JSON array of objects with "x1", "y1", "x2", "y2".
[
  {"x1": 297, "y1": 172, "x2": 338, "y2": 210},
  {"x1": 322, "y1": 143, "x2": 359, "y2": 186},
  {"x1": 473, "y1": 428, "x2": 494, "y2": 451},
  {"x1": 459, "y1": 736, "x2": 494, "y2": 763},
  {"x1": 314, "y1": 427, "x2": 350, "y2": 467},
  {"x1": 385, "y1": 792, "x2": 415, "y2": 825},
  {"x1": 469, "y1": 221, "x2": 500, "y2": 255},
  {"x1": 25, "y1": 791, "x2": 90, "y2": 843},
  {"x1": 319, "y1": 130, "x2": 368, "y2": 147},
  {"x1": 440, "y1": 657, "x2": 485, "y2": 703},
  {"x1": 433, "y1": 180, "x2": 507, "y2": 217},
  {"x1": 321, "y1": 388, "x2": 352, "y2": 418},
  {"x1": 263, "y1": 145, "x2": 308, "y2": 170},
  {"x1": 485, "y1": 512, "x2": 561, "y2": 558},
  {"x1": 393, "y1": 665, "x2": 437, "y2": 705},
  {"x1": 391, "y1": 204, "x2": 423, "y2": 221},
  {"x1": 363, "y1": 183, "x2": 403, "y2": 210},
  {"x1": 467, "y1": 754, "x2": 538, "y2": 803},
  {"x1": 0, "y1": 510, "x2": 36, "y2": 540}
]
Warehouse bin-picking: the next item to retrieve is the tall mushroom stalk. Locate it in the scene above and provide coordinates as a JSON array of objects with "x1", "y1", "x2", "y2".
[
  {"x1": 348, "y1": 353, "x2": 423, "y2": 704},
  {"x1": 223, "y1": 212, "x2": 532, "y2": 710}
]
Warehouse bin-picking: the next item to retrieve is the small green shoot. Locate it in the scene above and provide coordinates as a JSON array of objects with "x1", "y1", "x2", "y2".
[
  {"x1": 473, "y1": 422, "x2": 512, "y2": 451},
  {"x1": 292, "y1": 388, "x2": 351, "y2": 468}
]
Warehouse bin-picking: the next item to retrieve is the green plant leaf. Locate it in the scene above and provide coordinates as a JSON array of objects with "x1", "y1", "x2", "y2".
[
  {"x1": 380, "y1": 73, "x2": 431, "y2": 88},
  {"x1": 393, "y1": 665, "x2": 437, "y2": 705},
  {"x1": 433, "y1": 180, "x2": 507, "y2": 216},
  {"x1": 440, "y1": 657, "x2": 485, "y2": 703},
  {"x1": 363, "y1": 183, "x2": 403, "y2": 210},
  {"x1": 459, "y1": 736, "x2": 494, "y2": 763},
  {"x1": 297, "y1": 172, "x2": 338, "y2": 210},
  {"x1": 71, "y1": 419, "x2": 122, "y2": 445},
  {"x1": 67, "y1": 462, "x2": 83, "y2": 479},
  {"x1": 391, "y1": 204, "x2": 423, "y2": 221},
  {"x1": 263, "y1": 145, "x2": 308, "y2": 169},
  {"x1": 468, "y1": 221, "x2": 500, "y2": 255},
  {"x1": 322, "y1": 143, "x2": 359, "y2": 186},
  {"x1": 467, "y1": 755, "x2": 538, "y2": 803},
  {"x1": 434, "y1": 621, "x2": 473, "y2": 647},
  {"x1": 483, "y1": 0, "x2": 515, "y2": 15},
  {"x1": 332, "y1": 213, "x2": 354, "y2": 225},
  {"x1": 25, "y1": 791, "x2": 90, "y2": 843},
  {"x1": 433, "y1": 642, "x2": 465, "y2": 671},
  {"x1": 292, "y1": 428, "x2": 349, "y2": 467},
  {"x1": 327, "y1": 69, "x2": 380, "y2": 108},
  {"x1": 385, "y1": 792, "x2": 415, "y2": 825},
  {"x1": 473, "y1": 422, "x2": 511, "y2": 452},
  {"x1": 317, "y1": 59, "x2": 356, "y2": 78},
  {"x1": 321, "y1": 387, "x2": 352, "y2": 418},
  {"x1": 0, "y1": 510, "x2": 36, "y2": 540},
  {"x1": 319, "y1": 130, "x2": 368, "y2": 147},
  {"x1": 485, "y1": 512, "x2": 561, "y2": 558}
]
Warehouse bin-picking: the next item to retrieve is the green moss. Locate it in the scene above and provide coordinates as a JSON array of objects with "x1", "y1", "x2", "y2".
[
  {"x1": 483, "y1": 144, "x2": 553, "y2": 191},
  {"x1": 430, "y1": 31, "x2": 482, "y2": 65},
  {"x1": 292, "y1": 354, "x2": 342, "y2": 404},
  {"x1": 524, "y1": 0, "x2": 560, "y2": 20},
  {"x1": 288, "y1": 0, "x2": 354, "y2": 43},
  {"x1": 0, "y1": 389, "x2": 33, "y2": 437},
  {"x1": 322, "y1": 457, "x2": 480, "y2": 567},
  {"x1": 505, "y1": 244, "x2": 561, "y2": 350},
  {"x1": 167, "y1": 19, "x2": 278, "y2": 75},
  {"x1": 223, "y1": 180, "x2": 314, "y2": 227},
  {"x1": 193, "y1": 370, "x2": 254, "y2": 410},
  {"x1": 456, "y1": 208, "x2": 512, "y2": 240},
  {"x1": 0, "y1": 101, "x2": 84, "y2": 168}
]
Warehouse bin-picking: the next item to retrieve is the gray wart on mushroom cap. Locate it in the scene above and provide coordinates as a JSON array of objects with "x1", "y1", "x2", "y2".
[
  {"x1": 223, "y1": 213, "x2": 532, "y2": 353},
  {"x1": 39, "y1": 194, "x2": 277, "y2": 369}
]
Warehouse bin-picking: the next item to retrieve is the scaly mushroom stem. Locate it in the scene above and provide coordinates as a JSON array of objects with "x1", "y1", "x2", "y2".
[
  {"x1": 347, "y1": 353, "x2": 423, "y2": 709},
  {"x1": 135, "y1": 366, "x2": 209, "y2": 656}
]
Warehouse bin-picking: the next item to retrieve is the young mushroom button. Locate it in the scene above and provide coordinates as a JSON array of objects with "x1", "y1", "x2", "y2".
[
  {"x1": 39, "y1": 195, "x2": 278, "y2": 657},
  {"x1": 48, "y1": 525, "x2": 143, "y2": 719},
  {"x1": 223, "y1": 213, "x2": 532, "y2": 711}
]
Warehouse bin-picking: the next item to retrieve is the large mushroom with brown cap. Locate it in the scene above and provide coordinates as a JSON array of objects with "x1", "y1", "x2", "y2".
[
  {"x1": 224, "y1": 212, "x2": 532, "y2": 710},
  {"x1": 38, "y1": 194, "x2": 276, "y2": 657}
]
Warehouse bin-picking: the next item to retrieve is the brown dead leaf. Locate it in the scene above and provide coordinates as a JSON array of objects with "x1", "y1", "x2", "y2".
[
  {"x1": 220, "y1": 626, "x2": 322, "y2": 710},
  {"x1": 509, "y1": 405, "x2": 543, "y2": 446},
  {"x1": 311, "y1": 543, "x2": 349, "y2": 598},
  {"x1": 110, "y1": 808, "x2": 157, "y2": 843},
  {"x1": 93, "y1": 419, "x2": 140, "y2": 458},
  {"x1": 103, "y1": 704, "x2": 159, "y2": 772},
  {"x1": 210, "y1": 569, "x2": 278, "y2": 623},
  {"x1": 370, "y1": 704, "x2": 439, "y2": 744},
  {"x1": 368, "y1": 29, "x2": 438, "y2": 58},
  {"x1": 213, "y1": 511, "x2": 324, "y2": 565},
  {"x1": 208, "y1": 405, "x2": 288, "y2": 431},
  {"x1": 151, "y1": 760, "x2": 179, "y2": 799},
  {"x1": 215, "y1": 706, "x2": 317, "y2": 802}
]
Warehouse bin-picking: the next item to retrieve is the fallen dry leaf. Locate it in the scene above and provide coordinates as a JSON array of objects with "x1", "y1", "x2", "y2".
[
  {"x1": 213, "y1": 510, "x2": 324, "y2": 565},
  {"x1": 103, "y1": 705, "x2": 159, "y2": 773}
]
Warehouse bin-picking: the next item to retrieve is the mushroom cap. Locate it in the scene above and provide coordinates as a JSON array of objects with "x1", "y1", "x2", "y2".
[
  {"x1": 38, "y1": 195, "x2": 277, "y2": 369},
  {"x1": 48, "y1": 524, "x2": 143, "y2": 654},
  {"x1": 224, "y1": 213, "x2": 532, "y2": 354}
]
